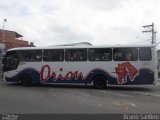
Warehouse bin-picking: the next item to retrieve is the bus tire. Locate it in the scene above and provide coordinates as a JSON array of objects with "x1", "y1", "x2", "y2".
[
  {"x1": 93, "y1": 76, "x2": 107, "y2": 89},
  {"x1": 20, "y1": 74, "x2": 32, "y2": 87}
]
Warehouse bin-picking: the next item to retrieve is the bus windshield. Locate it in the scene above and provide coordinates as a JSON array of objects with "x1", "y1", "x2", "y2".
[{"x1": 3, "y1": 51, "x2": 19, "y2": 72}]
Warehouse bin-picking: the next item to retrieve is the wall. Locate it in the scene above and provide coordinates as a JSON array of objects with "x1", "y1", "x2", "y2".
[{"x1": 0, "y1": 30, "x2": 33, "y2": 50}]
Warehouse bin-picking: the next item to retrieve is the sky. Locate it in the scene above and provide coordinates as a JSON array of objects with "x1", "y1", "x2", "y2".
[{"x1": 1, "y1": 0, "x2": 160, "y2": 47}]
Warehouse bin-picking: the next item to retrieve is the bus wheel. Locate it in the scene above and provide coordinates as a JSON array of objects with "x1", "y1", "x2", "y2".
[
  {"x1": 93, "y1": 76, "x2": 107, "y2": 89},
  {"x1": 20, "y1": 74, "x2": 32, "y2": 87}
]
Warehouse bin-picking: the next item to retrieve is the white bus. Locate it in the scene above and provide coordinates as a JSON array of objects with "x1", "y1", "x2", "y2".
[{"x1": 2, "y1": 44, "x2": 158, "y2": 88}]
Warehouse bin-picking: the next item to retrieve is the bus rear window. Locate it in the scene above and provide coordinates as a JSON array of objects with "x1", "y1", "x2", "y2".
[{"x1": 139, "y1": 48, "x2": 151, "y2": 61}]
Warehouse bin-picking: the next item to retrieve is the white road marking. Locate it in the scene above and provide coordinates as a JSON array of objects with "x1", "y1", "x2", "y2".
[
  {"x1": 95, "y1": 90, "x2": 133, "y2": 97},
  {"x1": 112, "y1": 101, "x2": 136, "y2": 111},
  {"x1": 96, "y1": 90, "x2": 107, "y2": 93},
  {"x1": 136, "y1": 92, "x2": 160, "y2": 97},
  {"x1": 128, "y1": 102, "x2": 136, "y2": 107},
  {"x1": 109, "y1": 92, "x2": 133, "y2": 97}
]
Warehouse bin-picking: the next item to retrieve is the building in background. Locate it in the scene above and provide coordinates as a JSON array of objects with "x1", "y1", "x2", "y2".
[{"x1": 0, "y1": 29, "x2": 35, "y2": 50}]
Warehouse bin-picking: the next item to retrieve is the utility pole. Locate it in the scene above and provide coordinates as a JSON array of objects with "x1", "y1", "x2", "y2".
[
  {"x1": 2, "y1": 19, "x2": 7, "y2": 44},
  {"x1": 142, "y1": 22, "x2": 156, "y2": 44}
]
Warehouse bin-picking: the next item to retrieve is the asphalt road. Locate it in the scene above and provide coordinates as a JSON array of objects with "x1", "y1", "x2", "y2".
[{"x1": 0, "y1": 80, "x2": 160, "y2": 114}]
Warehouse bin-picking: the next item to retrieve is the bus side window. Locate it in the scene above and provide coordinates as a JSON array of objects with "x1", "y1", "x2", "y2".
[
  {"x1": 43, "y1": 49, "x2": 64, "y2": 62},
  {"x1": 65, "y1": 49, "x2": 87, "y2": 62},
  {"x1": 89, "y1": 48, "x2": 112, "y2": 61},
  {"x1": 21, "y1": 50, "x2": 42, "y2": 62},
  {"x1": 65, "y1": 51, "x2": 71, "y2": 61},
  {"x1": 125, "y1": 53, "x2": 132, "y2": 61},
  {"x1": 114, "y1": 50, "x2": 122, "y2": 61},
  {"x1": 102, "y1": 53, "x2": 110, "y2": 61},
  {"x1": 34, "y1": 51, "x2": 42, "y2": 61},
  {"x1": 114, "y1": 48, "x2": 138, "y2": 61},
  {"x1": 139, "y1": 48, "x2": 151, "y2": 61}
]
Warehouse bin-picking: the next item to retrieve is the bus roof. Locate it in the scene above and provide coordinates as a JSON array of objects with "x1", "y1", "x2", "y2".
[{"x1": 6, "y1": 44, "x2": 156, "y2": 51}]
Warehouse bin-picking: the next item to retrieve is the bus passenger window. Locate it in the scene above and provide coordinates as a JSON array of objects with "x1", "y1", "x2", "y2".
[
  {"x1": 65, "y1": 49, "x2": 87, "y2": 62},
  {"x1": 113, "y1": 48, "x2": 138, "y2": 61},
  {"x1": 88, "y1": 48, "x2": 112, "y2": 61},
  {"x1": 43, "y1": 49, "x2": 64, "y2": 62},
  {"x1": 114, "y1": 51, "x2": 122, "y2": 61},
  {"x1": 21, "y1": 50, "x2": 42, "y2": 62},
  {"x1": 139, "y1": 48, "x2": 151, "y2": 61},
  {"x1": 34, "y1": 51, "x2": 42, "y2": 61},
  {"x1": 66, "y1": 52, "x2": 71, "y2": 61},
  {"x1": 102, "y1": 53, "x2": 110, "y2": 61},
  {"x1": 125, "y1": 53, "x2": 131, "y2": 61}
]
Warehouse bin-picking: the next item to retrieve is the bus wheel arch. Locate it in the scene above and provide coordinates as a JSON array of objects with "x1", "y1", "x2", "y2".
[
  {"x1": 92, "y1": 75, "x2": 107, "y2": 89},
  {"x1": 20, "y1": 73, "x2": 32, "y2": 87}
]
